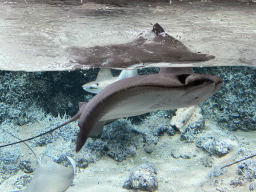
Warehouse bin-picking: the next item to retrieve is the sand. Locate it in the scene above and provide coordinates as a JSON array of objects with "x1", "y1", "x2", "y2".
[{"x1": 1, "y1": 119, "x2": 255, "y2": 192}]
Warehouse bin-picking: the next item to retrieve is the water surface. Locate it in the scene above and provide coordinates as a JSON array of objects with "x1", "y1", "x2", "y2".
[{"x1": 0, "y1": 1, "x2": 255, "y2": 71}]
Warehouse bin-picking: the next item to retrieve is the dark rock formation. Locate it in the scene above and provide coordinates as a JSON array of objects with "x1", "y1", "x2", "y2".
[
  {"x1": 123, "y1": 164, "x2": 158, "y2": 192},
  {"x1": 195, "y1": 66, "x2": 256, "y2": 132}
]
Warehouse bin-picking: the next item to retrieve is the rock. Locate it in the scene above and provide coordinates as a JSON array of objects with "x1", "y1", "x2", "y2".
[
  {"x1": 249, "y1": 181, "x2": 256, "y2": 190},
  {"x1": 33, "y1": 120, "x2": 78, "y2": 147},
  {"x1": 77, "y1": 158, "x2": 90, "y2": 169},
  {"x1": 123, "y1": 164, "x2": 158, "y2": 192},
  {"x1": 230, "y1": 177, "x2": 246, "y2": 187},
  {"x1": 41, "y1": 142, "x2": 75, "y2": 163},
  {"x1": 0, "y1": 146, "x2": 21, "y2": 183},
  {"x1": 0, "y1": 70, "x2": 89, "y2": 126},
  {"x1": 153, "y1": 124, "x2": 176, "y2": 136},
  {"x1": 171, "y1": 152, "x2": 194, "y2": 159},
  {"x1": 19, "y1": 160, "x2": 33, "y2": 173},
  {"x1": 33, "y1": 132, "x2": 54, "y2": 147},
  {"x1": 201, "y1": 156, "x2": 213, "y2": 167},
  {"x1": 170, "y1": 106, "x2": 204, "y2": 142},
  {"x1": 105, "y1": 144, "x2": 136, "y2": 162},
  {"x1": 144, "y1": 143, "x2": 156, "y2": 154},
  {"x1": 195, "y1": 66, "x2": 256, "y2": 132},
  {"x1": 101, "y1": 119, "x2": 142, "y2": 162},
  {"x1": 133, "y1": 110, "x2": 176, "y2": 149},
  {"x1": 209, "y1": 166, "x2": 225, "y2": 178},
  {"x1": 13, "y1": 175, "x2": 32, "y2": 189},
  {"x1": 196, "y1": 136, "x2": 232, "y2": 157},
  {"x1": 142, "y1": 133, "x2": 159, "y2": 146},
  {"x1": 236, "y1": 149, "x2": 256, "y2": 180}
]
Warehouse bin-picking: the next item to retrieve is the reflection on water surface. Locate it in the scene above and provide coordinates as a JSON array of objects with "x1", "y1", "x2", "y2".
[{"x1": 0, "y1": 0, "x2": 255, "y2": 70}]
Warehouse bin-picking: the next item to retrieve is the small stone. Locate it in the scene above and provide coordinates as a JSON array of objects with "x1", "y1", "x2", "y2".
[
  {"x1": 249, "y1": 182, "x2": 256, "y2": 190},
  {"x1": 101, "y1": 119, "x2": 141, "y2": 162},
  {"x1": 144, "y1": 143, "x2": 155, "y2": 154},
  {"x1": 14, "y1": 175, "x2": 32, "y2": 189},
  {"x1": 170, "y1": 106, "x2": 204, "y2": 142},
  {"x1": 237, "y1": 159, "x2": 256, "y2": 180},
  {"x1": 77, "y1": 158, "x2": 89, "y2": 169},
  {"x1": 19, "y1": 160, "x2": 33, "y2": 173},
  {"x1": 196, "y1": 137, "x2": 232, "y2": 157},
  {"x1": 123, "y1": 164, "x2": 158, "y2": 192},
  {"x1": 201, "y1": 156, "x2": 213, "y2": 167}
]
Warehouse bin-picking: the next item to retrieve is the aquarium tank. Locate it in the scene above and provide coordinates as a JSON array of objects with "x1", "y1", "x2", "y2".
[{"x1": 0, "y1": 0, "x2": 256, "y2": 191}]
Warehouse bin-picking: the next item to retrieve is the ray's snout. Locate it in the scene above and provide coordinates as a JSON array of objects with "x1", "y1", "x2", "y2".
[
  {"x1": 200, "y1": 74, "x2": 223, "y2": 95},
  {"x1": 203, "y1": 75, "x2": 223, "y2": 93},
  {"x1": 211, "y1": 75, "x2": 223, "y2": 94},
  {"x1": 184, "y1": 73, "x2": 222, "y2": 88}
]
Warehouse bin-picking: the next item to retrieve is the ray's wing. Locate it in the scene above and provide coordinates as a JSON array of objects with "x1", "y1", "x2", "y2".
[
  {"x1": 24, "y1": 156, "x2": 76, "y2": 192},
  {"x1": 96, "y1": 68, "x2": 114, "y2": 81}
]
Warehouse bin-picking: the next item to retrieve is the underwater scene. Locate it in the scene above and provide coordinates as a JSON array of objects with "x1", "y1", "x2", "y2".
[{"x1": 0, "y1": 0, "x2": 256, "y2": 191}]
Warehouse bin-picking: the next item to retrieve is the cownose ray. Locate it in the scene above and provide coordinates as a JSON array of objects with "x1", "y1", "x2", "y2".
[
  {"x1": 83, "y1": 68, "x2": 138, "y2": 94},
  {"x1": 68, "y1": 23, "x2": 215, "y2": 70},
  {"x1": 0, "y1": 67, "x2": 222, "y2": 152},
  {"x1": 75, "y1": 67, "x2": 222, "y2": 152},
  {"x1": 5, "y1": 131, "x2": 76, "y2": 192},
  {"x1": 21, "y1": 156, "x2": 76, "y2": 192}
]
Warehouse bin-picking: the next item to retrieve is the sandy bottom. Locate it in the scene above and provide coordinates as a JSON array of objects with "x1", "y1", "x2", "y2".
[
  {"x1": 1, "y1": 120, "x2": 256, "y2": 192},
  {"x1": 66, "y1": 134, "x2": 254, "y2": 192},
  {"x1": 67, "y1": 130, "x2": 256, "y2": 192}
]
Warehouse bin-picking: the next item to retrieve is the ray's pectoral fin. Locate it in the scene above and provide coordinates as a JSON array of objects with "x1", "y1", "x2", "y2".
[
  {"x1": 88, "y1": 121, "x2": 106, "y2": 138},
  {"x1": 24, "y1": 156, "x2": 76, "y2": 192},
  {"x1": 76, "y1": 100, "x2": 115, "y2": 151},
  {"x1": 79, "y1": 102, "x2": 87, "y2": 110},
  {"x1": 89, "y1": 119, "x2": 116, "y2": 138},
  {"x1": 77, "y1": 113, "x2": 98, "y2": 152},
  {"x1": 96, "y1": 67, "x2": 113, "y2": 81}
]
